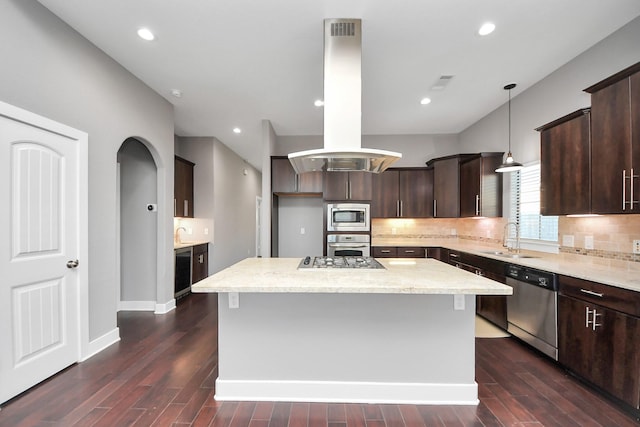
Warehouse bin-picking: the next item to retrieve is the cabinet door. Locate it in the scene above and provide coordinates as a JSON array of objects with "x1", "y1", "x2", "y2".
[
  {"x1": 371, "y1": 170, "x2": 399, "y2": 218},
  {"x1": 397, "y1": 247, "x2": 424, "y2": 258},
  {"x1": 271, "y1": 157, "x2": 297, "y2": 193},
  {"x1": 272, "y1": 158, "x2": 323, "y2": 193},
  {"x1": 558, "y1": 295, "x2": 595, "y2": 380},
  {"x1": 459, "y1": 158, "x2": 481, "y2": 217},
  {"x1": 347, "y1": 171, "x2": 372, "y2": 200},
  {"x1": 191, "y1": 244, "x2": 208, "y2": 283},
  {"x1": 591, "y1": 78, "x2": 632, "y2": 214},
  {"x1": 540, "y1": 112, "x2": 591, "y2": 215},
  {"x1": 559, "y1": 295, "x2": 640, "y2": 408},
  {"x1": 372, "y1": 247, "x2": 397, "y2": 258},
  {"x1": 323, "y1": 172, "x2": 349, "y2": 200},
  {"x1": 399, "y1": 169, "x2": 433, "y2": 217},
  {"x1": 174, "y1": 156, "x2": 194, "y2": 218},
  {"x1": 433, "y1": 157, "x2": 459, "y2": 217},
  {"x1": 632, "y1": 72, "x2": 640, "y2": 204}
]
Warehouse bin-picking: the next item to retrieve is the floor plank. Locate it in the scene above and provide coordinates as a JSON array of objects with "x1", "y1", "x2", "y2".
[{"x1": 0, "y1": 293, "x2": 638, "y2": 427}]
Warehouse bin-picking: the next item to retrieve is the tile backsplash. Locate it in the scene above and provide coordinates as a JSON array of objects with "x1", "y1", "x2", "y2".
[{"x1": 372, "y1": 214, "x2": 640, "y2": 262}]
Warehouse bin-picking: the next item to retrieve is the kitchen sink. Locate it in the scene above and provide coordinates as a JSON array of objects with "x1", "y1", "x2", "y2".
[{"x1": 479, "y1": 251, "x2": 538, "y2": 259}]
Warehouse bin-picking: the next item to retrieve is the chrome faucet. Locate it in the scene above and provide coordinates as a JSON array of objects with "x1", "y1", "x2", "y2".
[
  {"x1": 503, "y1": 221, "x2": 520, "y2": 253},
  {"x1": 175, "y1": 226, "x2": 187, "y2": 244}
]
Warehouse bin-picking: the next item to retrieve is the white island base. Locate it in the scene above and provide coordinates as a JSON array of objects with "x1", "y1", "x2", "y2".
[{"x1": 215, "y1": 292, "x2": 478, "y2": 405}]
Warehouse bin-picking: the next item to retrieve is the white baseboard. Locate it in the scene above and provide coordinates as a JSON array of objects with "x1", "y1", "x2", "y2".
[
  {"x1": 214, "y1": 379, "x2": 478, "y2": 405},
  {"x1": 155, "y1": 299, "x2": 176, "y2": 314},
  {"x1": 80, "y1": 327, "x2": 120, "y2": 362},
  {"x1": 118, "y1": 300, "x2": 156, "y2": 311}
]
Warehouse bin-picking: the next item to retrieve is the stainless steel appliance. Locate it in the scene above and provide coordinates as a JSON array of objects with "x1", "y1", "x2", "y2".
[
  {"x1": 298, "y1": 256, "x2": 384, "y2": 269},
  {"x1": 327, "y1": 203, "x2": 370, "y2": 232},
  {"x1": 506, "y1": 264, "x2": 558, "y2": 360},
  {"x1": 174, "y1": 247, "x2": 192, "y2": 298},
  {"x1": 327, "y1": 234, "x2": 370, "y2": 257},
  {"x1": 288, "y1": 19, "x2": 401, "y2": 174}
]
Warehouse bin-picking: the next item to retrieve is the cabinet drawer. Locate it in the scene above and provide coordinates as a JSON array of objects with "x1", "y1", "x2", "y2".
[
  {"x1": 559, "y1": 275, "x2": 640, "y2": 317},
  {"x1": 373, "y1": 247, "x2": 397, "y2": 258},
  {"x1": 397, "y1": 247, "x2": 425, "y2": 258}
]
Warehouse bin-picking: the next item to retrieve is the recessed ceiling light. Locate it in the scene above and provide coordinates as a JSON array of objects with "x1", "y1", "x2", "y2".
[
  {"x1": 137, "y1": 28, "x2": 155, "y2": 41},
  {"x1": 171, "y1": 89, "x2": 182, "y2": 98},
  {"x1": 314, "y1": 99, "x2": 324, "y2": 107},
  {"x1": 233, "y1": 127, "x2": 242, "y2": 134},
  {"x1": 478, "y1": 22, "x2": 496, "y2": 36},
  {"x1": 420, "y1": 97, "x2": 432, "y2": 105}
]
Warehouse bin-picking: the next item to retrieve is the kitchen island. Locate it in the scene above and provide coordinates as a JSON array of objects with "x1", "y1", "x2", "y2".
[{"x1": 191, "y1": 257, "x2": 511, "y2": 404}]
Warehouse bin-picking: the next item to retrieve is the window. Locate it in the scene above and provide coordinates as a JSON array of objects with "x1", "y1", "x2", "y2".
[{"x1": 510, "y1": 163, "x2": 558, "y2": 242}]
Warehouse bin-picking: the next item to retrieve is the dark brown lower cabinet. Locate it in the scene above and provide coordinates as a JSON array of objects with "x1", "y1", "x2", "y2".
[
  {"x1": 559, "y1": 294, "x2": 640, "y2": 409},
  {"x1": 192, "y1": 244, "x2": 208, "y2": 283},
  {"x1": 372, "y1": 246, "x2": 425, "y2": 258}
]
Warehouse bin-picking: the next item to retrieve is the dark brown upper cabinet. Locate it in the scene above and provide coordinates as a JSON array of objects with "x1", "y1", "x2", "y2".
[
  {"x1": 323, "y1": 171, "x2": 372, "y2": 201},
  {"x1": 431, "y1": 156, "x2": 460, "y2": 218},
  {"x1": 271, "y1": 156, "x2": 322, "y2": 195},
  {"x1": 536, "y1": 109, "x2": 591, "y2": 216},
  {"x1": 371, "y1": 168, "x2": 433, "y2": 218},
  {"x1": 174, "y1": 156, "x2": 194, "y2": 218},
  {"x1": 585, "y1": 62, "x2": 640, "y2": 214},
  {"x1": 459, "y1": 153, "x2": 503, "y2": 218}
]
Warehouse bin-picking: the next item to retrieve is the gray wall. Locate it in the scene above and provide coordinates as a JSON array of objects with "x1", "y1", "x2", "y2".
[
  {"x1": 0, "y1": 1, "x2": 175, "y2": 346},
  {"x1": 459, "y1": 16, "x2": 640, "y2": 162},
  {"x1": 277, "y1": 198, "x2": 324, "y2": 257},
  {"x1": 177, "y1": 136, "x2": 262, "y2": 274},
  {"x1": 118, "y1": 139, "x2": 157, "y2": 302}
]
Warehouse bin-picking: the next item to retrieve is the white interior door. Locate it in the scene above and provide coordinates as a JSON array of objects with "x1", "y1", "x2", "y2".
[{"x1": 0, "y1": 101, "x2": 87, "y2": 404}]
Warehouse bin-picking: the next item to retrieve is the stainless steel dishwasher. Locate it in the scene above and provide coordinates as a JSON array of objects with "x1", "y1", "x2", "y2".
[{"x1": 505, "y1": 264, "x2": 558, "y2": 360}]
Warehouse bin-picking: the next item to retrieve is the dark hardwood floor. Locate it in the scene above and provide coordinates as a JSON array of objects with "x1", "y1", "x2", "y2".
[{"x1": 0, "y1": 293, "x2": 638, "y2": 426}]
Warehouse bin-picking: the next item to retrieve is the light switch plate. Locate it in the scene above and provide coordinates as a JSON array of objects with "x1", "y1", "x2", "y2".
[
  {"x1": 228, "y1": 292, "x2": 239, "y2": 309},
  {"x1": 585, "y1": 236, "x2": 594, "y2": 250},
  {"x1": 454, "y1": 294, "x2": 465, "y2": 311},
  {"x1": 562, "y1": 235, "x2": 575, "y2": 247}
]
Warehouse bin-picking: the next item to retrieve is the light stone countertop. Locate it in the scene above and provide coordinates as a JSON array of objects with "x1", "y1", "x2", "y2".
[
  {"x1": 372, "y1": 237, "x2": 640, "y2": 293},
  {"x1": 190, "y1": 257, "x2": 512, "y2": 295},
  {"x1": 174, "y1": 240, "x2": 210, "y2": 250}
]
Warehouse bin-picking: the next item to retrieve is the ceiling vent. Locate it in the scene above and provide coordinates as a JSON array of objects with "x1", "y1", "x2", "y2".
[{"x1": 431, "y1": 75, "x2": 454, "y2": 91}]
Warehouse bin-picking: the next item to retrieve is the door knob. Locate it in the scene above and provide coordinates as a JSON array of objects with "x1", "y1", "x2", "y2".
[{"x1": 66, "y1": 259, "x2": 79, "y2": 269}]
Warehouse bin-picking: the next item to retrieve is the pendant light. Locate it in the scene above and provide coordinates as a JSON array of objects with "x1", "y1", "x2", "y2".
[{"x1": 495, "y1": 83, "x2": 523, "y2": 173}]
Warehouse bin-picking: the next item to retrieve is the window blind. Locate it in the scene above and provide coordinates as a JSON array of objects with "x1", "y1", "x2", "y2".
[{"x1": 510, "y1": 163, "x2": 558, "y2": 241}]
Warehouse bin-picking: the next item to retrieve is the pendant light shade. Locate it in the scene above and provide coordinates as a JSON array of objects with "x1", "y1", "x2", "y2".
[{"x1": 496, "y1": 83, "x2": 523, "y2": 173}]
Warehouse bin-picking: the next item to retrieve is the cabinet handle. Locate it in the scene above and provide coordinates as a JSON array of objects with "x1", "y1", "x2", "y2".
[
  {"x1": 349, "y1": 181, "x2": 352, "y2": 199},
  {"x1": 585, "y1": 306, "x2": 592, "y2": 328},
  {"x1": 295, "y1": 174, "x2": 299, "y2": 192},
  {"x1": 623, "y1": 169, "x2": 627, "y2": 210},
  {"x1": 592, "y1": 309, "x2": 602, "y2": 330},
  {"x1": 184, "y1": 200, "x2": 189, "y2": 217},
  {"x1": 580, "y1": 288, "x2": 603, "y2": 298},
  {"x1": 396, "y1": 200, "x2": 400, "y2": 217},
  {"x1": 174, "y1": 199, "x2": 177, "y2": 216},
  {"x1": 449, "y1": 253, "x2": 459, "y2": 258},
  {"x1": 400, "y1": 200, "x2": 403, "y2": 217},
  {"x1": 632, "y1": 168, "x2": 638, "y2": 210},
  {"x1": 381, "y1": 250, "x2": 391, "y2": 253},
  {"x1": 433, "y1": 200, "x2": 437, "y2": 217},
  {"x1": 475, "y1": 194, "x2": 480, "y2": 216},
  {"x1": 345, "y1": 181, "x2": 349, "y2": 199},
  {"x1": 404, "y1": 250, "x2": 415, "y2": 254}
]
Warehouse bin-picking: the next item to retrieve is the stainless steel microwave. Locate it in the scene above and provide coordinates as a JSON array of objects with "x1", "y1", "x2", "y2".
[{"x1": 327, "y1": 203, "x2": 370, "y2": 232}]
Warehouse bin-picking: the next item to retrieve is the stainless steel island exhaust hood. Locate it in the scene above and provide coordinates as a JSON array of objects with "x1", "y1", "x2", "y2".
[{"x1": 288, "y1": 19, "x2": 401, "y2": 174}]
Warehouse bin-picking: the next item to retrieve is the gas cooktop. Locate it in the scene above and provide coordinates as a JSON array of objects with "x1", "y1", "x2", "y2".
[{"x1": 297, "y1": 256, "x2": 385, "y2": 269}]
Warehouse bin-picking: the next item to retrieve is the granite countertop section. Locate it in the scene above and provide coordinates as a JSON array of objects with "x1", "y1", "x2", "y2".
[
  {"x1": 191, "y1": 257, "x2": 512, "y2": 296},
  {"x1": 372, "y1": 237, "x2": 640, "y2": 293},
  {"x1": 174, "y1": 240, "x2": 210, "y2": 249}
]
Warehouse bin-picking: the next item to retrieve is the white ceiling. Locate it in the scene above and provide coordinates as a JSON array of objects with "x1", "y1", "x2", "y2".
[{"x1": 37, "y1": 0, "x2": 640, "y2": 170}]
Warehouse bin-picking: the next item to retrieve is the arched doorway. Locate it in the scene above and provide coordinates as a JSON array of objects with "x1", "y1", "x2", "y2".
[{"x1": 117, "y1": 138, "x2": 158, "y2": 310}]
